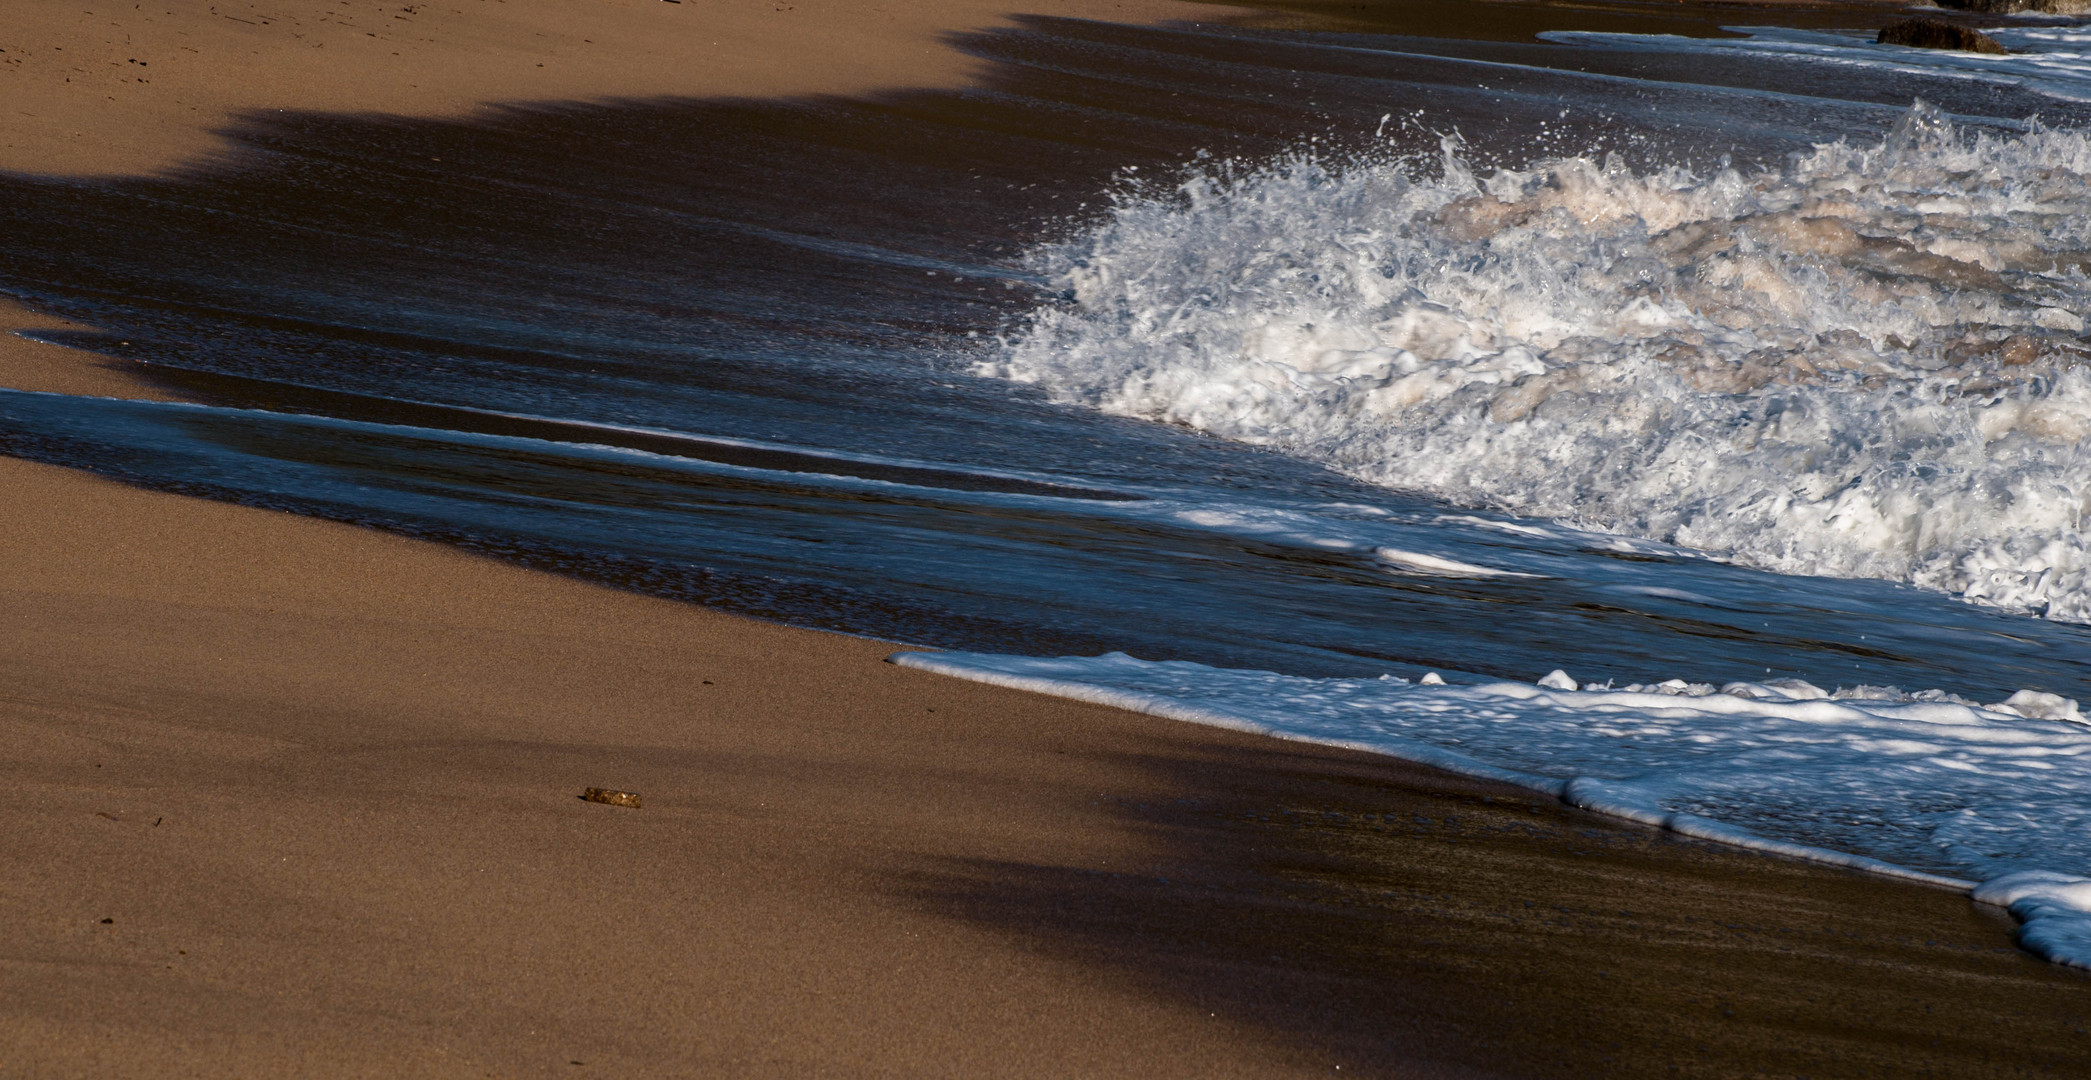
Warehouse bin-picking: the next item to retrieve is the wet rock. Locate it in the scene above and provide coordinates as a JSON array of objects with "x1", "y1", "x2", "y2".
[{"x1": 1876, "y1": 18, "x2": 2009, "y2": 54}]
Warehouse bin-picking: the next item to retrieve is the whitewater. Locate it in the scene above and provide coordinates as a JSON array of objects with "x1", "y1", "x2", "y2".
[
  {"x1": 987, "y1": 103, "x2": 2091, "y2": 622},
  {"x1": 897, "y1": 649, "x2": 2091, "y2": 967},
  {"x1": 965, "y1": 101, "x2": 2091, "y2": 965},
  {"x1": 10, "y1": 11, "x2": 2091, "y2": 973}
]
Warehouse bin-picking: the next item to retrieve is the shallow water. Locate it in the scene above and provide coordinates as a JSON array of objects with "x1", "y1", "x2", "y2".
[{"x1": 9, "y1": 10, "x2": 2091, "y2": 958}]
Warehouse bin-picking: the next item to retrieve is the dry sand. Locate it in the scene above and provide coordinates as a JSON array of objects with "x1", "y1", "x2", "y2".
[
  {"x1": 3, "y1": 0, "x2": 2090, "y2": 1076},
  {"x1": 0, "y1": 0, "x2": 1245, "y2": 177}
]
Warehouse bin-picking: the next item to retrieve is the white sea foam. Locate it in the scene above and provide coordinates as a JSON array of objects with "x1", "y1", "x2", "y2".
[
  {"x1": 893, "y1": 649, "x2": 2091, "y2": 966},
  {"x1": 1376, "y1": 547, "x2": 1544, "y2": 577},
  {"x1": 986, "y1": 104, "x2": 2091, "y2": 621}
]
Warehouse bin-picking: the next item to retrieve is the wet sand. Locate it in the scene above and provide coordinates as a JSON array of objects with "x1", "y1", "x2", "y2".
[
  {"x1": 8, "y1": 246, "x2": 2091, "y2": 1080},
  {"x1": 1233, "y1": 0, "x2": 1919, "y2": 43},
  {"x1": 7, "y1": 410, "x2": 2089, "y2": 1076},
  {"x1": 4, "y1": 1, "x2": 2090, "y2": 1076}
]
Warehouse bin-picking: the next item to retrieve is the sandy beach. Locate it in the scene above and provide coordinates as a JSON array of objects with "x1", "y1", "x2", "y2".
[
  {"x1": 5, "y1": 1, "x2": 2090, "y2": 1076},
  {"x1": 0, "y1": 0, "x2": 1242, "y2": 177}
]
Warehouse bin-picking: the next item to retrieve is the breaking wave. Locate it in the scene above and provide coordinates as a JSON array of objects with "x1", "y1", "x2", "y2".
[{"x1": 988, "y1": 103, "x2": 2091, "y2": 621}]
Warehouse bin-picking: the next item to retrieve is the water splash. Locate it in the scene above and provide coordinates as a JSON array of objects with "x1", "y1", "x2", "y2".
[
  {"x1": 988, "y1": 103, "x2": 2091, "y2": 621},
  {"x1": 896, "y1": 648, "x2": 2091, "y2": 968}
]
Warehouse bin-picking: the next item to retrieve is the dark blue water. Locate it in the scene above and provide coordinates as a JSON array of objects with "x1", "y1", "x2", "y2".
[{"x1": 5, "y1": 14, "x2": 2091, "y2": 699}]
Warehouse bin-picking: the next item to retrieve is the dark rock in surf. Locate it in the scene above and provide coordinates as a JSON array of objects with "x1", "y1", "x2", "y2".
[{"x1": 1876, "y1": 18, "x2": 2009, "y2": 54}]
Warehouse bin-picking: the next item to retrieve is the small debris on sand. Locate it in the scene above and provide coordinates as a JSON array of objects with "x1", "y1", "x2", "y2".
[{"x1": 581, "y1": 788, "x2": 642, "y2": 809}]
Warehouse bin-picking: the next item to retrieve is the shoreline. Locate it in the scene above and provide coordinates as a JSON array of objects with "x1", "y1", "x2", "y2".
[
  {"x1": 890, "y1": 650, "x2": 1988, "y2": 896},
  {"x1": 7, "y1": 430, "x2": 2088, "y2": 1075},
  {"x1": 6, "y1": 1, "x2": 2091, "y2": 1074},
  {"x1": 8, "y1": 227, "x2": 2090, "y2": 1080},
  {"x1": 0, "y1": 0, "x2": 1925, "y2": 179}
]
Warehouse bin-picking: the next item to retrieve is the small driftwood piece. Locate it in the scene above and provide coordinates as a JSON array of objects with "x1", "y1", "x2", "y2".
[{"x1": 582, "y1": 787, "x2": 642, "y2": 809}]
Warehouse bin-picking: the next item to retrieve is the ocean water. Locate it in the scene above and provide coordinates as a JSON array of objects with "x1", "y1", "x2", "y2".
[{"x1": 8, "y1": 10, "x2": 2091, "y2": 962}]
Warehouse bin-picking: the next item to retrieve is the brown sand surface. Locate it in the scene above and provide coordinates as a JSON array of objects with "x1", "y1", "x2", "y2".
[
  {"x1": 6, "y1": 337, "x2": 2091, "y2": 1078},
  {"x1": 7, "y1": 440, "x2": 2091, "y2": 1079},
  {"x1": 0, "y1": 0, "x2": 1932, "y2": 178},
  {"x1": 0, "y1": 300, "x2": 184, "y2": 403},
  {"x1": 5, "y1": 0, "x2": 2091, "y2": 1075},
  {"x1": 0, "y1": 0, "x2": 1239, "y2": 177}
]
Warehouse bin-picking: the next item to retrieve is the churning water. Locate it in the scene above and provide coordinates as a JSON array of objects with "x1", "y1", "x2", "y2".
[{"x1": 10, "y1": 12, "x2": 2091, "y2": 961}]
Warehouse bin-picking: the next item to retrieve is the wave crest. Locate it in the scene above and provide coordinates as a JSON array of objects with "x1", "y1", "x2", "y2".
[{"x1": 987, "y1": 104, "x2": 2091, "y2": 620}]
